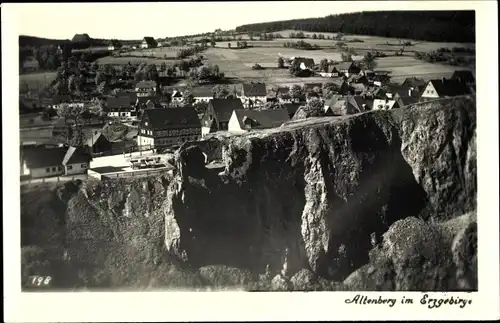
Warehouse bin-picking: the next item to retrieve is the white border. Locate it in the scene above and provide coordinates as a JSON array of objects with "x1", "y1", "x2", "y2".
[{"x1": 3, "y1": 1, "x2": 499, "y2": 322}]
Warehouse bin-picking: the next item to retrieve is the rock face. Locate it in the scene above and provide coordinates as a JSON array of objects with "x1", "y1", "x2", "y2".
[
  {"x1": 21, "y1": 96, "x2": 476, "y2": 290},
  {"x1": 164, "y1": 96, "x2": 477, "y2": 286}
]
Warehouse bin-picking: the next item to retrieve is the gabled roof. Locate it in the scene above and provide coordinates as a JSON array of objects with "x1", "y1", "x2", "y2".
[
  {"x1": 242, "y1": 83, "x2": 267, "y2": 97},
  {"x1": 402, "y1": 77, "x2": 426, "y2": 89},
  {"x1": 281, "y1": 103, "x2": 301, "y2": 116},
  {"x1": 135, "y1": 80, "x2": 157, "y2": 89},
  {"x1": 208, "y1": 98, "x2": 244, "y2": 122},
  {"x1": 142, "y1": 37, "x2": 157, "y2": 46},
  {"x1": 21, "y1": 146, "x2": 68, "y2": 168},
  {"x1": 398, "y1": 96, "x2": 419, "y2": 107},
  {"x1": 373, "y1": 98, "x2": 398, "y2": 110},
  {"x1": 142, "y1": 107, "x2": 201, "y2": 130},
  {"x1": 428, "y1": 79, "x2": 472, "y2": 97},
  {"x1": 335, "y1": 61, "x2": 354, "y2": 71},
  {"x1": 62, "y1": 146, "x2": 91, "y2": 165},
  {"x1": 191, "y1": 87, "x2": 214, "y2": 98},
  {"x1": 347, "y1": 96, "x2": 373, "y2": 112},
  {"x1": 451, "y1": 70, "x2": 475, "y2": 84},
  {"x1": 84, "y1": 131, "x2": 109, "y2": 147},
  {"x1": 107, "y1": 96, "x2": 132, "y2": 110},
  {"x1": 232, "y1": 109, "x2": 290, "y2": 130},
  {"x1": 136, "y1": 95, "x2": 162, "y2": 105},
  {"x1": 326, "y1": 65, "x2": 341, "y2": 73},
  {"x1": 277, "y1": 87, "x2": 290, "y2": 95},
  {"x1": 293, "y1": 57, "x2": 315, "y2": 67}
]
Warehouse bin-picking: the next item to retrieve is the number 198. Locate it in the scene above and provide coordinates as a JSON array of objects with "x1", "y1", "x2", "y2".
[{"x1": 29, "y1": 275, "x2": 52, "y2": 286}]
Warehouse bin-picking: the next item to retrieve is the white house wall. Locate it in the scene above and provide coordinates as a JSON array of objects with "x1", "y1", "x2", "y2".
[
  {"x1": 228, "y1": 112, "x2": 246, "y2": 134},
  {"x1": 421, "y1": 82, "x2": 440, "y2": 98},
  {"x1": 30, "y1": 165, "x2": 64, "y2": 179},
  {"x1": 65, "y1": 163, "x2": 88, "y2": 175}
]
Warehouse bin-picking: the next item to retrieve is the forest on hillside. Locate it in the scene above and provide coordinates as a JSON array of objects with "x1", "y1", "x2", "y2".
[{"x1": 235, "y1": 11, "x2": 475, "y2": 43}]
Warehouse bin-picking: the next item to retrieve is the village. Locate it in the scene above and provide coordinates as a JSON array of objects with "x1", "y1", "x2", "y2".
[{"x1": 19, "y1": 34, "x2": 476, "y2": 185}]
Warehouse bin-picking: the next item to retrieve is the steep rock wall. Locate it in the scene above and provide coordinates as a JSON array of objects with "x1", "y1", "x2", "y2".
[{"x1": 165, "y1": 96, "x2": 476, "y2": 281}]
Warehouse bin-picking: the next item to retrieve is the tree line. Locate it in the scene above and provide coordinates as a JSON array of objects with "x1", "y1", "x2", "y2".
[{"x1": 235, "y1": 11, "x2": 475, "y2": 43}]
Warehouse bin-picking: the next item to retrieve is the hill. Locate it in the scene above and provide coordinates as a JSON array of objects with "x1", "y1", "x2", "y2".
[
  {"x1": 19, "y1": 35, "x2": 70, "y2": 47},
  {"x1": 235, "y1": 11, "x2": 475, "y2": 43}
]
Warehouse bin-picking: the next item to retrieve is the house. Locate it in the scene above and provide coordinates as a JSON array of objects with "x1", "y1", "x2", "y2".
[
  {"x1": 451, "y1": 70, "x2": 475, "y2": 85},
  {"x1": 395, "y1": 96, "x2": 419, "y2": 108},
  {"x1": 106, "y1": 96, "x2": 136, "y2": 118},
  {"x1": 20, "y1": 146, "x2": 67, "y2": 178},
  {"x1": 135, "y1": 80, "x2": 157, "y2": 97},
  {"x1": 361, "y1": 85, "x2": 386, "y2": 99},
  {"x1": 20, "y1": 146, "x2": 90, "y2": 178},
  {"x1": 334, "y1": 61, "x2": 360, "y2": 77},
  {"x1": 347, "y1": 74, "x2": 368, "y2": 84},
  {"x1": 338, "y1": 81, "x2": 351, "y2": 95},
  {"x1": 346, "y1": 96, "x2": 373, "y2": 113},
  {"x1": 275, "y1": 87, "x2": 301, "y2": 104},
  {"x1": 401, "y1": 77, "x2": 426, "y2": 90},
  {"x1": 107, "y1": 40, "x2": 122, "y2": 51},
  {"x1": 228, "y1": 109, "x2": 290, "y2": 133},
  {"x1": 201, "y1": 99, "x2": 245, "y2": 135},
  {"x1": 135, "y1": 95, "x2": 164, "y2": 110},
  {"x1": 373, "y1": 98, "x2": 399, "y2": 111},
  {"x1": 239, "y1": 83, "x2": 267, "y2": 108},
  {"x1": 292, "y1": 105, "x2": 334, "y2": 120},
  {"x1": 350, "y1": 83, "x2": 366, "y2": 95},
  {"x1": 359, "y1": 69, "x2": 375, "y2": 78},
  {"x1": 141, "y1": 37, "x2": 158, "y2": 49},
  {"x1": 306, "y1": 91, "x2": 321, "y2": 103},
  {"x1": 319, "y1": 65, "x2": 341, "y2": 78},
  {"x1": 62, "y1": 146, "x2": 92, "y2": 175},
  {"x1": 191, "y1": 87, "x2": 214, "y2": 103},
  {"x1": 84, "y1": 130, "x2": 112, "y2": 155},
  {"x1": 171, "y1": 89, "x2": 184, "y2": 103},
  {"x1": 420, "y1": 78, "x2": 472, "y2": 100},
  {"x1": 282, "y1": 103, "x2": 302, "y2": 118},
  {"x1": 291, "y1": 57, "x2": 315, "y2": 70},
  {"x1": 136, "y1": 107, "x2": 202, "y2": 149}
]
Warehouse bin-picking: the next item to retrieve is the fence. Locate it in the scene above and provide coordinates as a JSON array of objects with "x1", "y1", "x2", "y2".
[
  {"x1": 20, "y1": 174, "x2": 88, "y2": 186},
  {"x1": 101, "y1": 167, "x2": 174, "y2": 180}
]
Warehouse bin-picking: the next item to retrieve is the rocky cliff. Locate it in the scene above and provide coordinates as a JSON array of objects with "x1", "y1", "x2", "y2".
[
  {"x1": 21, "y1": 96, "x2": 477, "y2": 290},
  {"x1": 165, "y1": 95, "x2": 477, "y2": 285}
]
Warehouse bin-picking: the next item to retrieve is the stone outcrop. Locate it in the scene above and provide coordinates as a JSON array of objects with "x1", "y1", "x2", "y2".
[
  {"x1": 164, "y1": 96, "x2": 477, "y2": 287},
  {"x1": 21, "y1": 96, "x2": 477, "y2": 290}
]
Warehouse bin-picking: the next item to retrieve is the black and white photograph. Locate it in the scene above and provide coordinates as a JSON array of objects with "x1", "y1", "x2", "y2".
[{"x1": 3, "y1": 1, "x2": 499, "y2": 322}]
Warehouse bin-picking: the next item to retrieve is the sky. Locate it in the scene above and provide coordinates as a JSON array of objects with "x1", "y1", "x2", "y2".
[{"x1": 5, "y1": 1, "x2": 473, "y2": 40}]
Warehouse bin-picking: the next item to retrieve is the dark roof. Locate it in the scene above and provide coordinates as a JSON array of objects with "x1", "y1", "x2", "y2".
[
  {"x1": 451, "y1": 70, "x2": 475, "y2": 84},
  {"x1": 242, "y1": 83, "x2": 267, "y2": 97},
  {"x1": 62, "y1": 146, "x2": 91, "y2": 165},
  {"x1": 399, "y1": 96, "x2": 419, "y2": 107},
  {"x1": 282, "y1": 103, "x2": 301, "y2": 116},
  {"x1": 191, "y1": 87, "x2": 214, "y2": 98},
  {"x1": 143, "y1": 37, "x2": 157, "y2": 46},
  {"x1": 209, "y1": 98, "x2": 245, "y2": 123},
  {"x1": 107, "y1": 96, "x2": 132, "y2": 110},
  {"x1": 347, "y1": 96, "x2": 373, "y2": 112},
  {"x1": 277, "y1": 87, "x2": 290, "y2": 95},
  {"x1": 136, "y1": 95, "x2": 162, "y2": 105},
  {"x1": 326, "y1": 65, "x2": 341, "y2": 73},
  {"x1": 21, "y1": 146, "x2": 68, "y2": 168},
  {"x1": 428, "y1": 79, "x2": 472, "y2": 97},
  {"x1": 335, "y1": 62, "x2": 354, "y2": 71},
  {"x1": 135, "y1": 80, "x2": 157, "y2": 89},
  {"x1": 233, "y1": 109, "x2": 290, "y2": 130},
  {"x1": 293, "y1": 57, "x2": 315, "y2": 67},
  {"x1": 142, "y1": 107, "x2": 201, "y2": 130},
  {"x1": 402, "y1": 77, "x2": 426, "y2": 89}
]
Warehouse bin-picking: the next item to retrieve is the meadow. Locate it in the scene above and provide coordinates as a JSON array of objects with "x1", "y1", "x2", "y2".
[{"x1": 19, "y1": 71, "x2": 58, "y2": 91}]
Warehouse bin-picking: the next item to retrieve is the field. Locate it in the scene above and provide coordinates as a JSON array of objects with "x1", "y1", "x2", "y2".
[{"x1": 19, "y1": 72, "x2": 57, "y2": 91}]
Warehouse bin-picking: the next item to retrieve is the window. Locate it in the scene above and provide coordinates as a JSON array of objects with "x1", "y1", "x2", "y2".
[
  {"x1": 58, "y1": 166, "x2": 62, "y2": 171},
  {"x1": 81, "y1": 164, "x2": 87, "y2": 168},
  {"x1": 67, "y1": 165, "x2": 73, "y2": 170},
  {"x1": 46, "y1": 168, "x2": 50, "y2": 173},
  {"x1": 52, "y1": 167, "x2": 56, "y2": 172}
]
